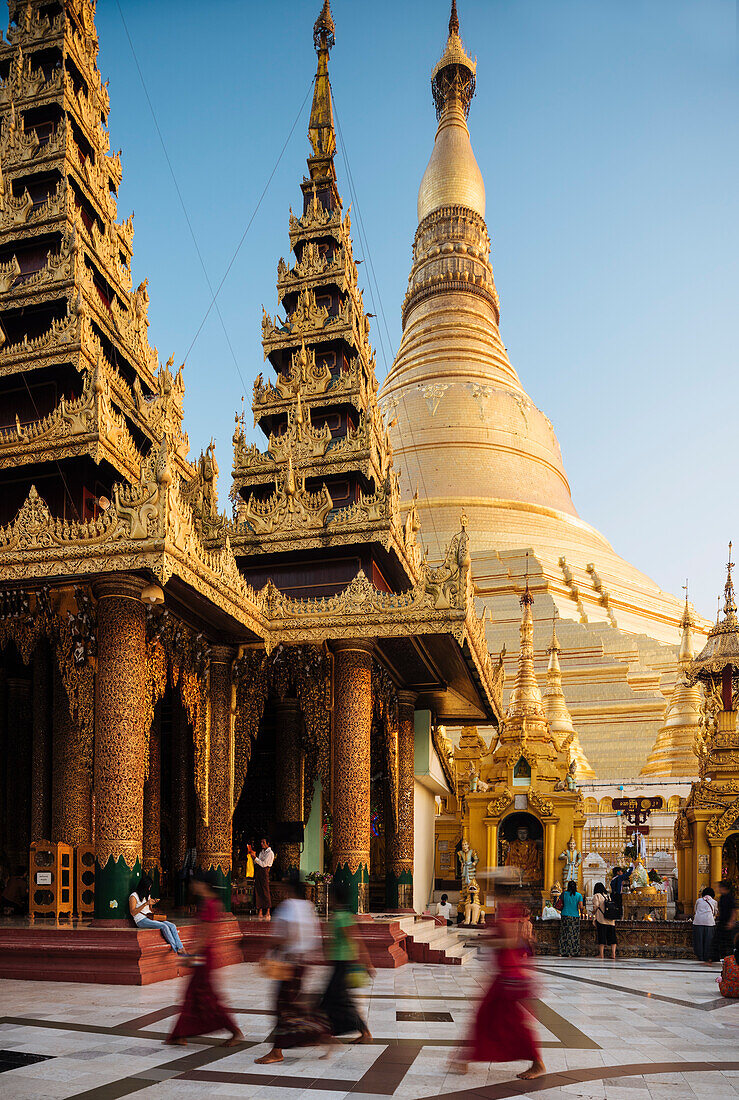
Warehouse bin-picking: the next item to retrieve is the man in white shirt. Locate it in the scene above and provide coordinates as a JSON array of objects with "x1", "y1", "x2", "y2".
[
  {"x1": 253, "y1": 838, "x2": 275, "y2": 920},
  {"x1": 436, "y1": 893, "x2": 454, "y2": 924}
]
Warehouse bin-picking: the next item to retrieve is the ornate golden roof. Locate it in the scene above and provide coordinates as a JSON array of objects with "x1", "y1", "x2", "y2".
[{"x1": 690, "y1": 547, "x2": 739, "y2": 684}]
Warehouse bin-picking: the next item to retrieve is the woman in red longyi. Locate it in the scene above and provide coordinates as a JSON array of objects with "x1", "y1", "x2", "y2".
[
  {"x1": 451, "y1": 891, "x2": 545, "y2": 1080},
  {"x1": 167, "y1": 875, "x2": 244, "y2": 1047}
]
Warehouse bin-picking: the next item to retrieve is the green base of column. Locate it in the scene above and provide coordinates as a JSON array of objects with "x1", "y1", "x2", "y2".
[
  {"x1": 195, "y1": 863, "x2": 232, "y2": 913},
  {"x1": 334, "y1": 862, "x2": 369, "y2": 914},
  {"x1": 386, "y1": 869, "x2": 413, "y2": 910},
  {"x1": 95, "y1": 855, "x2": 141, "y2": 920}
]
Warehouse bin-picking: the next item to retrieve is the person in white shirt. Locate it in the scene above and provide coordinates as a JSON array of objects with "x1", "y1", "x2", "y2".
[
  {"x1": 542, "y1": 901, "x2": 561, "y2": 921},
  {"x1": 255, "y1": 878, "x2": 328, "y2": 1065},
  {"x1": 253, "y1": 837, "x2": 275, "y2": 920},
  {"x1": 693, "y1": 886, "x2": 718, "y2": 963},
  {"x1": 436, "y1": 894, "x2": 454, "y2": 925},
  {"x1": 128, "y1": 874, "x2": 185, "y2": 954}
]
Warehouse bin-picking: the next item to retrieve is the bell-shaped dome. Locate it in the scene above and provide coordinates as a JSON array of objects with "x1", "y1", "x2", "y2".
[{"x1": 418, "y1": 92, "x2": 485, "y2": 223}]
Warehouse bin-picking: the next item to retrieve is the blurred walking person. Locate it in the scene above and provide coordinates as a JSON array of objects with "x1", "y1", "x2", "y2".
[
  {"x1": 319, "y1": 881, "x2": 374, "y2": 1042},
  {"x1": 712, "y1": 881, "x2": 737, "y2": 964},
  {"x1": 167, "y1": 875, "x2": 243, "y2": 1047},
  {"x1": 451, "y1": 889, "x2": 545, "y2": 1080},
  {"x1": 255, "y1": 877, "x2": 327, "y2": 1064}
]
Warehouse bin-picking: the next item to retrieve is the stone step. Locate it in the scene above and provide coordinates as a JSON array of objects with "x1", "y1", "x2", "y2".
[{"x1": 403, "y1": 917, "x2": 474, "y2": 965}]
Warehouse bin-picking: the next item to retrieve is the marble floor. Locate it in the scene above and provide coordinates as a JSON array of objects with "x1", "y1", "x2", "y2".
[{"x1": 0, "y1": 956, "x2": 735, "y2": 1099}]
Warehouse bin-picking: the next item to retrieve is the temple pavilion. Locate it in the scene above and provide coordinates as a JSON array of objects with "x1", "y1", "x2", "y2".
[{"x1": 0, "y1": 0, "x2": 501, "y2": 919}]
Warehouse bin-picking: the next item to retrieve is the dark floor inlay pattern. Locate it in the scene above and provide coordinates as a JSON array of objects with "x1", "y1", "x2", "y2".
[
  {"x1": 397, "y1": 1010, "x2": 454, "y2": 1022},
  {"x1": 0, "y1": 1048, "x2": 53, "y2": 1072}
]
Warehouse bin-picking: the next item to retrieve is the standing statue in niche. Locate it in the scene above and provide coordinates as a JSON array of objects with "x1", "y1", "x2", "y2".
[
  {"x1": 457, "y1": 838, "x2": 479, "y2": 887},
  {"x1": 558, "y1": 835, "x2": 582, "y2": 887}
]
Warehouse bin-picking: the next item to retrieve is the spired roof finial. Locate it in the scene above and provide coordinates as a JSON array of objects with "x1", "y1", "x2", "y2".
[
  {"x1": 449, "y1": 0, "x2": 460, "y2": 35},
  {"x1": 431, "y1": 0, "x2": 476, "y2": 119},
  {"x1": 314, "y1": 0, "x2": 335, "y2": 53},
  {"x1": 725, "y1": 541, "x2": 737, "y2": 619}
]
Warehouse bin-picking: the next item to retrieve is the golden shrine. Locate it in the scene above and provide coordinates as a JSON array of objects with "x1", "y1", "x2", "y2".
[
  {"x1": 675, "y1": 551, "x2": 739, "y2": 908},
  {"x1": 0, "y1": 0, "x2": 502, "y2": 920},
  {"x1": 437, "y1": 582, "x2": 587, "y2": 903}
]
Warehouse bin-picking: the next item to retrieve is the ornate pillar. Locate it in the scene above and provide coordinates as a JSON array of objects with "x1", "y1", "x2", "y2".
[
  {"x1": 274, "y1": 698, "x2": 304, "y2": 879},
  {"x1": 332, "y1": 640, "x2": 373, "y2": 913},
  {"x1": 172, "y1": 694, "x2": 190, "y2": 905},
  {"x1": 710, "y1": 840, "x2": 723, "y2": 886},
  {"x1": 5, "y1": 676, "x2": 32, "y2": 865},
  {"x1": 142, "y1": 706, "x2": 161, "y2": 896},
  {"x1": 485, "y1": 820, "x2": 498, "y2": 871},
  {"x1": 196, "y1": 644, "x2": 235, "y2": 909},
  {"x1": 51, "y1": 664, "x2": 92, "y2": 846},
  {"x1": 544, "y1": 821, "x2": 556, "y2": 895},
  {"x1": 31, "y1": 645, "x2": 52, "y2": 841},
  {"x1": 93, "y1": 575, "x2": 147, "y2": 919},
  {"x1": 386, "y1": 690, "x2": 416, "y2": 909}
]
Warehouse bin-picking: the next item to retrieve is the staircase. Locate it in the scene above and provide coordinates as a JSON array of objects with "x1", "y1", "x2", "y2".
[{"x1": 395, "y1": 916, "x2": 476, "y2": 965}]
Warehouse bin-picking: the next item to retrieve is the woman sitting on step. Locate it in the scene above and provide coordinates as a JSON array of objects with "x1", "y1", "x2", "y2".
[{"x1": 129, "y1": 874, "x2": 186, "y2": 955}]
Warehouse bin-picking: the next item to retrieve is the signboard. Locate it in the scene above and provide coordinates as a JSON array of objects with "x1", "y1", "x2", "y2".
[
  {"x1": 612, "y1": 796, "x2": 663, "y2": 813},
  {"x1": 35, "y1": 872, "x2": 52, "y2": 885}
]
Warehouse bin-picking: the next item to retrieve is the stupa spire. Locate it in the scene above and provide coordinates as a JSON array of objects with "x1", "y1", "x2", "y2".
[
  {"x1": 543, "y1": 617, "x2": 596, "y2": 780},
  {"x1": 507, "y1": 578, "x2": 545, "y2": 720},
  {"x1": 724, "y1": 542, "x2": 736, "y2": 620}
]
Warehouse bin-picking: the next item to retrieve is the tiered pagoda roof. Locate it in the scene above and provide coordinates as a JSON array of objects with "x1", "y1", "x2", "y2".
[{"x1": 228, "y1": 1, "x2": 420, "y2": 590}]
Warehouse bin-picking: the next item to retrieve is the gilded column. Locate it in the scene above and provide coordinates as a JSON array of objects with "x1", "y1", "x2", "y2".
[
  {"x1": 51, "y1": 663, "x2": 92, "y2": 846},
  {"x1": 274, "y1": 698, "x2": 304, "y2": 879},
  {"x1": 172, "y1": 695, "x2": 190, "y2": 906},
  {"x1": 93, "y1": 575, "x2": 147, "y2": 919},
  {"x1": 386, "y1": 690, "x2": 416, "y2": 909},
  {"x1": 543, "y1": 822, "x2": 556, "y2": 895},
  {"x1": 710, "y1": 841, "x2": 722, "y2": 886},
  {"x1": 5, "y1": 677, "x2": 32, "y2": 865},
  {"x1": 142, "y1": 706, "x2": 161, "y2": 896},
  {"x1": 486, "y1": 821, "x2": 498, "y2": 871},
  {"x1": 196, "y1": 644, "x2": 235, "y2": 910},
  {"x1": 332, "y1": 640, "x2": 373, "y2": 913},
  {"x1": 31, "y1": 644, "x2": 52, "y2": 841}
]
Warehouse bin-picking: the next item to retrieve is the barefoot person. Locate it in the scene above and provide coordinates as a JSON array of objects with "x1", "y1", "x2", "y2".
[
  {"x1": 319, "y1": 881, "x2": 374, "y2": 1042},
  {"x1": 167, "y1": 875, "x2": 243, "y2": 1047},
  {"x1": 255, "y1": 877, "x2": 327, "y2": 1065},
  {"x1": 253, "y1": 837, "x2": 274, "y2": 921},
  {"x1": 451, "y1": 887, "x2": 545, "y2": 1080}
]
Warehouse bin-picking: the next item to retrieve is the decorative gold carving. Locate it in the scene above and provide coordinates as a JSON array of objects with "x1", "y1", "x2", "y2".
[
  {"x1": 486, "y1": 789, "x2": 513, "y2": 818},
  {"x1": 196, "y1": 648, "x2": 234, "y2": 877},
  {"x1": 706, "y1": 795, "x2": 739, "y2": 842},
  {"x1": 93, "y1": 583, "x2": 147, "y2": 869},
  {"x1": 387, "y1": 692, "x2": 415, "y2": 873},
  {"x1": 528, "y1": 789, "x2": 555, "y2": 819},
  {"x1": 332, "y1": 643, "x2": 373, "y2": 876}
]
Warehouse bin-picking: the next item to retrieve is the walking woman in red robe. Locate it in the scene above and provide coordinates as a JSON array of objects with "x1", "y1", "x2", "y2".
[
  {"x1": 451, "y1": 890, "x2": 545, "y2": 1079},
  {"x1": 166, "y1": 875, "x2": 243, "y2": 1047}
]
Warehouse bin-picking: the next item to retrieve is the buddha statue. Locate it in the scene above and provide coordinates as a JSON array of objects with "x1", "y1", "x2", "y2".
[
  {"x1": 629, "y1": 857, "x2": 649, "y2": 890},
  {"x1": 504, "y1": 825, "x2": 542, "y2": 884}
]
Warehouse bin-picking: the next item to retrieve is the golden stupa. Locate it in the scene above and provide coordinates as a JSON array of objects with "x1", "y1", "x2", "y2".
[
  {"x1": 380, "y1": 3, "x2": 709, "y2": 778},
  {"x1": 640, "y1": 598, "x2": 702, "y2": 777}
]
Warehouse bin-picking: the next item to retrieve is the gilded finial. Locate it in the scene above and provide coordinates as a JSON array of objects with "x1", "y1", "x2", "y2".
[
  {"x1": 724, "y1": 541, "x2": 737, "y2": 618},
  {"x1": 521, "y1": 552, "x2": 533, "y2": 608},
  {"x1": 449, "y1": 0, "x2": 460, "y2": 36},
  {"x1": 313, "y1": 0, "x2": 335, "y2": 53}
]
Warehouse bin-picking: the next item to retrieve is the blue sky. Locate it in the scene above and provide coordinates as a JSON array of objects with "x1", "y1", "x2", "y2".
[{"x1": 95, "y1": 0, "x2": 738, "y2": 618}]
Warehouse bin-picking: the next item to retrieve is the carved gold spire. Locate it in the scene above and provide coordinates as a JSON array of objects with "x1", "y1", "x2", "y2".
[
  {"x1": 507, "y1": 579, "x2": 545, "y2": 721},
  {"x1": 543, "y1": 619, "x2": 596, "y2": 781},
  {"x1": 308, "y1": 0, "x2": 337, "y2": 173},
  {"x1": 641, "y1": 590, "x2": 701, "y2": 777}
]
